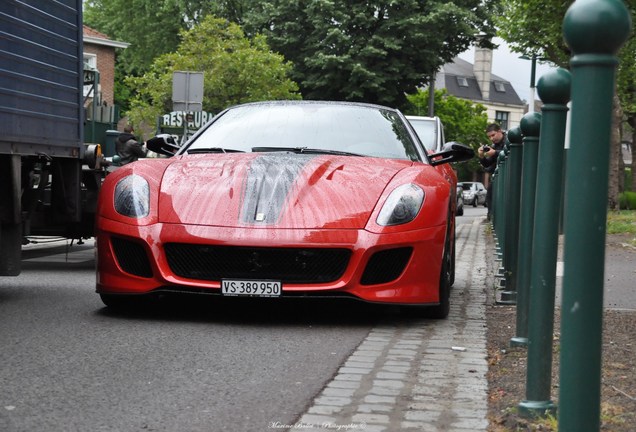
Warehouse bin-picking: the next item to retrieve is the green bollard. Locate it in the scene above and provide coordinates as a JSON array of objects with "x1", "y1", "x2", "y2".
[
  {"x1": 495, "y1": 151, "x2": 507, "y2": 238},
  {"x1": 559, "y1": 1, "x2": 631, "y2": 431},
  {"x1": 494, "y1": 150, "x2": 507, "y2": 281},
  {"x1": 519, "y1": 68, "x2": 571, "y2": 418},
  {"x1": 491, "y1": 167, "x2": 498, "y2": 228},
  {"x1": 511, "y1": 112, "x2": 542, "y2": 348},
  {"x1": 500, "y1": 127, "x2": 522, "y2": 303}
]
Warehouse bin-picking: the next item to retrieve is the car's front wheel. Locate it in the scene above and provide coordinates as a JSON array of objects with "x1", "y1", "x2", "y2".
[{"x1": 427, "y1": 244, "x2": 451, "y2": 319}]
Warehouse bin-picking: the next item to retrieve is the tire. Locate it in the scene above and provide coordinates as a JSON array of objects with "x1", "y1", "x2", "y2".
[
  {"x1": 449, "y1": 235, "x2": 456, "y2": 287},
  {"x1": 427, "y1": 243, "x2": 451, "y2": 319},
  {"x1": 472, "y1": 199, "x2": 477, "y2": 207}
]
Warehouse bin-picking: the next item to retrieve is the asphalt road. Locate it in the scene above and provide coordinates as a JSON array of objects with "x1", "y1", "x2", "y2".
[
  {"x1": 0, "y1": 213, "x2": 480, "y2": 432},
  {"x1": 0, "y1": 242, "x2": 386, "y2": 432}
]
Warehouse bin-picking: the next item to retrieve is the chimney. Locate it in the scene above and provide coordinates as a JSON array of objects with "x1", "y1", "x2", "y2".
[{"x1": 474, "y1": 45, "x2": 492, "y2": 101}]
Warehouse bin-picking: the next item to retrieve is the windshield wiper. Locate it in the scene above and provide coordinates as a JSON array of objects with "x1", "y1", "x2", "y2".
[
  {"x1": 187, "y1": 147, "x2": 245, "y2": 154},
  {"x1": 251, "y1": 147, "x2": 363, "y2": 157}
]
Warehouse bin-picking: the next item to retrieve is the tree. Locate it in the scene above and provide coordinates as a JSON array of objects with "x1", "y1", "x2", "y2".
[
  {"x1": 83, "y1": 0, "x2": 212, "y2": 111},
  {"x1": 617, "y1": 30, "x2": 636, "y2": 191},
  {"x1": 405, "y1": 89, "x2": 489, "y2": 180},
  {"x1": 125, "y1": 16, "x2": 300, "y2": 131},
  {"x1": 242, "y1": 0, "x2": 500, "y2": 109},
  {"x1": 498, "y1": 0, "x2": 636, "y2": 208},
  {"x1": 83, "y1": 0, "x2": 206, "y2": 76}
]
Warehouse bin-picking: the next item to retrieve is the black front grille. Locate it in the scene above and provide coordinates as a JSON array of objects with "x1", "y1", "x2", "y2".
[
  {"x1": 164, "y1": 243, "x2": 351, "y2": 284},
  {"x1": 360, "y1": 247, "x2": 413, "y2": 285},
  {"x1": 111, "y1": 237, "x2": 153, "y2": 278}
]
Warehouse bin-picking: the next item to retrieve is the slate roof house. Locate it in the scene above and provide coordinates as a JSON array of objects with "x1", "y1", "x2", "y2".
[{"x1": 434, "y1": 47, "x2": 526, "y2": 131}]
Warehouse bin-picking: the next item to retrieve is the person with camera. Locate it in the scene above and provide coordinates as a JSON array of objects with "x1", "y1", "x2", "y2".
[{"x1": 478, "y1": 123, "x2": 508, "y2": 220}]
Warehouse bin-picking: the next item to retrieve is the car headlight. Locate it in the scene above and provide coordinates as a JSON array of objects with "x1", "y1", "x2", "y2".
[
  {"x1": 114, "y1": 174, "x2": 150, "y2": 218},
  {"x1": 377, "y1": 184, "x2": 424, "y2": 226}
]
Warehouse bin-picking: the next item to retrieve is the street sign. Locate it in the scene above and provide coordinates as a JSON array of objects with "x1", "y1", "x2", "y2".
[{"x1": 172, "y1": 71, "x2": 204, "y2": 112}]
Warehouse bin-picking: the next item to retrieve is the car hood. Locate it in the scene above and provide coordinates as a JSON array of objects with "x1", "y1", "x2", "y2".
[{"x1": 157, "y1": 153, "x2": 414, "y2": 229}]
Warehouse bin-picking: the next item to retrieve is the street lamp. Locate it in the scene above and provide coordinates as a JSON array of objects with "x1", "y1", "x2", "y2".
[{"x1": 520, "y1": 54, "x2": 538, "y2": 113}]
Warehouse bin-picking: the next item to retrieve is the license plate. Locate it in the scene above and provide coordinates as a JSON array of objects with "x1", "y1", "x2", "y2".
[{"x1": 221, "y1": 279, "x2": 282, "y2": 297}]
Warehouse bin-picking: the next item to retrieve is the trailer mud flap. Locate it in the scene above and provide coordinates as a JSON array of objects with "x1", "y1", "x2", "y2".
[
  {"x1": 0, "y1": 154, "x2": 22, "y2": 275},
  {"x1": 0, "y1": 223, "x2": 22, "y2": 276}
]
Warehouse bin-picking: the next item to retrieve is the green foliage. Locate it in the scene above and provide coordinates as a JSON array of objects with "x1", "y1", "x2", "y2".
[
  {"x1": 242, "y1": 0, "x2": 500, "y2": 108},
  {"x1": 84, "y1": 0, "x2": 211, "y2": 110},
  {"x1": 498, "y1": 0, "x2": 636, "y2": 142},
  {"x1": 618, "y1": 192, "x2": 636, "y2": 210},
  {"x1": 83, "y1": 0, "x2": 198, "y2": 76},
  {"x1": 497, "y1": 1, "x2": 571, "y2": 68},
  {"x1": 405, "y1": 89, "x2": 488, "y2": 178},
  {"x1": 124, "y1": 16, "x2": 300, "y2": 128},
  {"x1": 617, "y1": 19, "x2": 636, "y2": 138}
]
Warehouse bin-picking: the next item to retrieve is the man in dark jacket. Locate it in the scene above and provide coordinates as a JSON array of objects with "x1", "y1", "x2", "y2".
[
  {"x1": 478, "y1": 123, "x2": 508, "y2": 219},
  {"x1": 116, "y1": 125, "x2": 147, "y2": 165}
]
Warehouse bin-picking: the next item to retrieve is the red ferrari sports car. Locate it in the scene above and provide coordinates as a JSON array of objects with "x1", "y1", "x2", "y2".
[{"x1": 96, "y1": 101, "x2": 473, "y2": 318}]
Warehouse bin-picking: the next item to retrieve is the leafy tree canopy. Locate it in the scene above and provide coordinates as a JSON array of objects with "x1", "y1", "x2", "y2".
[
  {"x1": 83, "y1": 0, "x2": 206, "y2": 76},
  {"x1": 499, "y1": 0, "x2": 635, "y2": 198},
  {"x1": 125, "y1": 16, "x2": 300, "y2": 129},
  {"x1": 242, "y1": 0, "x2": 500, "y2": 108},
  {"x1": 498, "y1": 0, "x2": 635, "y2": 116},
  {"x1": 405, "y1": 89, "x2": 488, "y2": 178}
]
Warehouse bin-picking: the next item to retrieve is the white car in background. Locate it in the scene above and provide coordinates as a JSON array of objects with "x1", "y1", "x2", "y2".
[
  {"x1": 405, "y1": 115, "x2": 445, "y2": 153},
  {"x1": 459, "y1": 181, "x2": 487, "y2": 207}
]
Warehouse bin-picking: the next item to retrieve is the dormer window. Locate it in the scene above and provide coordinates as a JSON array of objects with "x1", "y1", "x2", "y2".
[
  {"x1": 494, "y1": 81, "x2": 506, "y2": 92},
  {"x1": 457, "y1": 77, "x2": 469, "y2": 87}
]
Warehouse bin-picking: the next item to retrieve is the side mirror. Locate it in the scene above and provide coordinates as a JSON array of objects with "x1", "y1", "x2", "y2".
[
  {"x1": 146, "y1": 134, "x2": 180, "y2": 157},
  {"x1": 429, "y1": 142, "x2": 474, "y2": 166}
]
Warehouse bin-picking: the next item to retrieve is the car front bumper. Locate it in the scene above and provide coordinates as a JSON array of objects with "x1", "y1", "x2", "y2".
[{"x1": 96, "y1": 218, "x2": 447, "y2": 305}]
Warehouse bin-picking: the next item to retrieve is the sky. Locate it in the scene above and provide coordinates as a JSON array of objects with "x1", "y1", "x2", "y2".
[{"x1": 458, "y1": 37, "x2": 559, "y2": 103}]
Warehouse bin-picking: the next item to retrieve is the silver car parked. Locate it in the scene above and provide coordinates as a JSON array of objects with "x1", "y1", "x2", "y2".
[{"x1": 460, "y1": 182, "x2": 487, "y2": 207}]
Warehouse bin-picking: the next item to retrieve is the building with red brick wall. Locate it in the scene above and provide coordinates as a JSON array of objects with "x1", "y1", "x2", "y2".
[{"x1": 82, "y1": 26, "x2": 128, "y2": 106}]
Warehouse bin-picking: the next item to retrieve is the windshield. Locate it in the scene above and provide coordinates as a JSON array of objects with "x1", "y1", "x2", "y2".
[{"x1": 185, "y1": 102, "x2": 424, "y2": 161}]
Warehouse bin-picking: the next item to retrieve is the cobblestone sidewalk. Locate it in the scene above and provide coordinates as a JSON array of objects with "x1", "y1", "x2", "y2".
[{"x1": 290, "y1": 219, "x2": 490, "y2": 432}]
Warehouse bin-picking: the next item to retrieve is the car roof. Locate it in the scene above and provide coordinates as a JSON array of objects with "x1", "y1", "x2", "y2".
[{"x1": 230, "y1": 100, "x2": 400, "y2": 113}]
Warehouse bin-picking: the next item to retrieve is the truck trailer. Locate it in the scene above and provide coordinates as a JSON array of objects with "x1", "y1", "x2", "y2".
[{"x1": 0, "y1": 0, "x2": 103, "y2": 276}]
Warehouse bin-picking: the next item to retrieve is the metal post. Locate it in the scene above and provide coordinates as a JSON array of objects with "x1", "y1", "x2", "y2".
[
  {"x1": 494, "y1": 151, "x2": 506, "y2": 235},
  {"x1": 559, "y1": 1, "x2": 631, "y2": 431},
  {"x1": 519, "y1": 68, "x2": 571, "y2": 418},
  {"x1": 494, "y1": 149, "x2": 507, "y2": 282},
  {"x1": 528, "y1": 55, "x2": 537, "y2": 113},
  {"x1": 428, "y1": 72, "x2": 436, "y2": 116},
  {"x1": 500, "y1": 127, "x2": 523, "y2": 303},
  {"x1": 511, "y1": 112, "x2": 542, "y2": 347}
]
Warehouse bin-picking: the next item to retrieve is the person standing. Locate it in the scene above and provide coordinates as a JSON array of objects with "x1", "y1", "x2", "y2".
[
  {"x1": 478, "y1": 123, "x2": 508, "y2": 219},
  {"x1": 116, "y1": 125, "x2": 147, "y2": 165}
]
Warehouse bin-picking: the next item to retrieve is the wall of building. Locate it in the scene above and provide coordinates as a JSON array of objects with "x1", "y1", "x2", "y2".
[{"x1": 83, "y1": 43, "x2": 115, "y2": 106}]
